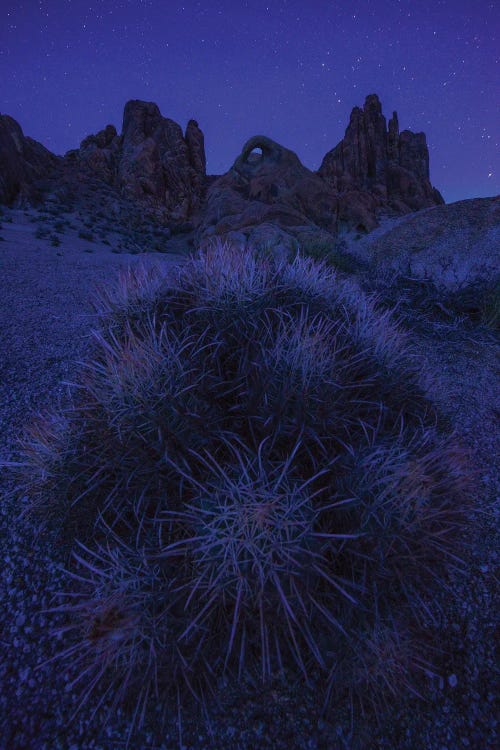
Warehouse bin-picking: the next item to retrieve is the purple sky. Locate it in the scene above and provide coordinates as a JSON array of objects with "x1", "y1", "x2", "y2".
[{"x1": 1, "y1": 0, "x2": 498, "y2": 203}]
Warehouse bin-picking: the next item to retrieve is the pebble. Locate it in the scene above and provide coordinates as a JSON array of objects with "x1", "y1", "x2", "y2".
[
  {"x1": 16, "y1": 612, "x2": 26, "y2": 628},
  {"x1": 19, "y1": 667, "x2": 30, "y2": 682},
  {"x1": 448, "y1": 674, "x2": 458, "y2": 688}
]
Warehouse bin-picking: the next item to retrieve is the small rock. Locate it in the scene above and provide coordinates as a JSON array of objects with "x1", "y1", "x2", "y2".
[
  {"x1": 19, "y1": 667, "x2": 30, "y2": 683},
  {"x1": 448, "y1": 674, "x2": 458, "y2": 688},
  {"x1": 15, "y1": 613, "x2": 26, "y2": 628}
]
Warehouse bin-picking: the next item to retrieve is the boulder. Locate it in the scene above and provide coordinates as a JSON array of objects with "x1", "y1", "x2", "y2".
[{"x1": 350, "y1": 197, "x2": 500, "y2": 290}]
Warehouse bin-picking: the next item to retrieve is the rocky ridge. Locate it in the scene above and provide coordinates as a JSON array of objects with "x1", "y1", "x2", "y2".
[
  {"x1": 0, "y1": 94, "x2": 443, "y2": 239},
  {"x1": 196, "y1": 134, "x2": 338, "y2": 253}
]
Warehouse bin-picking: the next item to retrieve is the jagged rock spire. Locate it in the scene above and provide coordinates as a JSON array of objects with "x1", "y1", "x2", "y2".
[{"x1": 319, "y1": 94, "x2": 443, "y2": 211}]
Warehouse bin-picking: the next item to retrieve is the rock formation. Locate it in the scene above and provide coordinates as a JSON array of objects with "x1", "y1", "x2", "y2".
[
  {"x1": 198, "y1": 135, "x2": 337, "y2": 251},
  {"x1": 0, "y1": 94, "x2": 446, "y2": 240},
  {"x1": 116, "y1": 101, "x2": 202, "y2": 219},
  {"x1": 0, "y1": 114, "x2": 58, "y2": 204},
  {"x1": 319, "y1": 94, "x2": 444, "y2": 230},
  {"x1": 198, "y1": 95, "x2": 445, "y2": 247},
  {"x1": 67, "y1": 100, "x2": 207, "y2": 222},
  {"x1": 75, "y1": 124, "x2": 121, "y2": 184},
  {"x1": 185, "y1": 119, "x2": 206, "y2": 176},
  {"x1": 349, "y1": 196, "x2": 500, "y2": 290}
]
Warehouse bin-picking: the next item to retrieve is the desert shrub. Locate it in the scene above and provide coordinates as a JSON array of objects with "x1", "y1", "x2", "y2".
[
  {"x1": 11, "y1": 241, "x2": 470, "y2": 737},
  {"x1": 78, "y1": 229, "x2": 94, "y2": 242},
  {"x1": 364, "y1": 272, "x2": 500, "y2": 333},
  {"x1": 298, "y1": 238, "x2": 362, "y2": 274},
  {"x1": 445, "y1": 277, "x2": 500, "y2": 331},
  {"x1": 480, "y1": 279, "x2": 500, "y2": 329}
]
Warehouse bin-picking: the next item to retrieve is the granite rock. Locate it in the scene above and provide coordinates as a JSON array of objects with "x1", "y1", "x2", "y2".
[
  {"x1": 349, "y1": 197, "x2": 500, "y2": 290},
  {"x1": 117, "y1": 100, "x2": 206, "y2": 220},
  {"x1": 1, "y1": 94, "x2": 449, "y2": 241},
  {"x1": 76, "y1": 124, "x2": 121, "y2": 184},
  {"x1": 65, "y1": 101, "x2": 207, "y2": 223},
  {"x1": 0, "y1": 114, "x2": 58, "y2": 204},
  {"x1": 318, "y1": 94, "x2": 444, "y2": 226},
  {"x1": 198, "y1": 135, "x2": 337, "y2": 249}
]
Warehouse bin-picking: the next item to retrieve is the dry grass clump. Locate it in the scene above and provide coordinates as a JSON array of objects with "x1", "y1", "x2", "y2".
[
  {"x1": 10, "y1": 241, "x2": 470, "y2": 738},
  {"x1": 364, "y1": 272, "x2": 500, "y2": 333}
]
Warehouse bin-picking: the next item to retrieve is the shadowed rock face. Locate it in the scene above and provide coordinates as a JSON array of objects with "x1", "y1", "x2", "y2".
[
  {"x1": 76, "y1": 124, "x2": 121, "y2": 184},
  {"x1": 319, "y1": 94, "x2": 444, "y2": 222},
  {"x1": 0, "y1": 102, "x2": 207, "y2": 223},
  {"x1": 0, "y1": 114, "x2": 58, "y2": 204},
  {"x1": 185, "y1": 119, "x2": 206, "y2": 176},
  {"x1": 198, "y1": 135, "x2": 338, "y2": 250},
  {"x1": 73, "y1": 100, "x2": 207, "y2": 221}
]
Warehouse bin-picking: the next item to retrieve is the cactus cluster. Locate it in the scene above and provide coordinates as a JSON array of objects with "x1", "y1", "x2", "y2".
[{"x1": 14, "y1": 242, "x2": 470, "y2": 735}]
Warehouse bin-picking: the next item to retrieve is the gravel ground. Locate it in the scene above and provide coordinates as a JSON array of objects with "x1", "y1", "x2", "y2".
[{"x1": 0, "y1": 207, "x2": 498, "y2": 749}]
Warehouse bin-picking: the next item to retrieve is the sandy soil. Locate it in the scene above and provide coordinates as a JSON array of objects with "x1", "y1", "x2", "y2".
[{"x1": 0, "y1": 208, "x2": 185, "y2": 458}]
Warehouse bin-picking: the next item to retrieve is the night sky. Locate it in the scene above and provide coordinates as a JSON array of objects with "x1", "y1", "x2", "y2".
[{"x1": 1, "y1": 0, "x2": 498, "y2": 203}]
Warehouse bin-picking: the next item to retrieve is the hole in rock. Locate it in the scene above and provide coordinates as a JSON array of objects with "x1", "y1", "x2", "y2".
[{"x1": 247, "y1": 147, "x2": 264, "y2": 164}]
